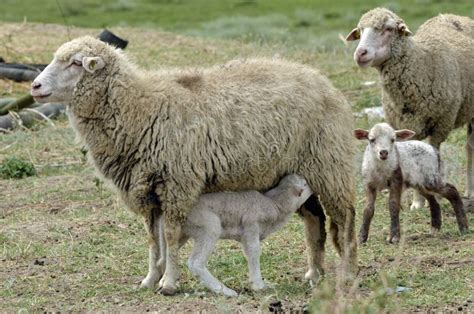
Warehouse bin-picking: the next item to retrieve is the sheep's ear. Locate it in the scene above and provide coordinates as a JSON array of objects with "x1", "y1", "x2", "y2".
[
  {"x1": 398, "y1": 23, "x2": 412, "y2": 36},
  {"x1": 395, "y1": 129, "x2": 415, "y2": 141},
  {"x1": 346, "y1": 28, "x2": 360, "y2": 41},
  {"x1": 82, "y1": 57, "x2": 105, "y2": 73},
  {"x1": 354, "y1": 129, "x2": 369, "y2": 140}
]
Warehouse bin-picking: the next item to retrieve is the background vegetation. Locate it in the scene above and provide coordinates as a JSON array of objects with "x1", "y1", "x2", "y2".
[{"x1": 1, "y1": 0, "x2": 473, "y2": 312}]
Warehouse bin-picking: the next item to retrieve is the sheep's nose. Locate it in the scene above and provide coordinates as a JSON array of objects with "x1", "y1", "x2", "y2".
[
  {"x1": 379, "y1": 150, "x2": 388, "y2": 159},
  {"x1": 358, "y1": 48, "x2": 368, "y2": 57},
  {"x1": 31, "y1": 81, "x2": 42, "y2": 90}
]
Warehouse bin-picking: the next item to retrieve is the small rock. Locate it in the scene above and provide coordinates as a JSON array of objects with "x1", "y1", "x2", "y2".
[{"x1": 33, "y1": 259, "x2": 45, "y2": 266}]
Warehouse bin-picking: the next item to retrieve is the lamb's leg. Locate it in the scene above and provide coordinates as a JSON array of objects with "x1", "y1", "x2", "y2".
[
  {"x1": 410, "y1": 190, "x2": 426, "y2": 210},
  {"x1": 420, "y1": 191, "x2": 442, "y2": 232},
  {"x1": 359, "y1": 186, "x2": 377, "y2": 244},
  {"x1": 434, "y1": 183, "x2": 469, "y2": 233},
  {"x1": 300, "y1": 195, "x2": 326, "y2": 284},
  {"x1": 187, "y1": 225, "x2": 237, "y2": 297},
  {"x1": 387, "y1": 169, "x2": 403, "y2": 244},
  {"x1": 140, "y1": 209, "x2": 164, "y2": 289},
  {"x1": 241, "y1": 225, "x2": 266, "y2": 291}
]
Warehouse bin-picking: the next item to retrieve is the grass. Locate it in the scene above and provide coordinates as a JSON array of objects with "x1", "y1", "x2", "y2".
[{"x1": 1, "y1": 2, "x2": 474, "y2": 312}]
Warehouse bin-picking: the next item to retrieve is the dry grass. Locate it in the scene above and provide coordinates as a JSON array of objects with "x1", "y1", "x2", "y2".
[{"x1": 1, "y1": 23, "x2": 473, "y2": 312}]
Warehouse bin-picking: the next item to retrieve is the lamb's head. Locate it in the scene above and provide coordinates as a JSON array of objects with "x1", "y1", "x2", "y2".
[
  {"x1": 279, "y1": 174, "x2": 313, "y2": 207},
  {"x1": 346, "y1": 8, "x2": 412, "y2": 68},
  {"x1": 354, "y1": 123, "x2": 415, "y2": 161},
  {"x1": 31, "y1": 36, "x2": 111, "y2": 104}
]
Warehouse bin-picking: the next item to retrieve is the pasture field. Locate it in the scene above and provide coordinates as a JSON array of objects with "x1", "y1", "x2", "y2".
[{"x1": 1, "y1": 1, "x2": 473, "y2": 312}]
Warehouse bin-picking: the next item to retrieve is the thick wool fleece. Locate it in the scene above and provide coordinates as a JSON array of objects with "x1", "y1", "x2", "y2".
[
  {"x1": 62, "y1": 37, "x2": 356, "y2": 231},
  {"x1": 360, "y1": 8, "x2": 474, "y2": 146}
]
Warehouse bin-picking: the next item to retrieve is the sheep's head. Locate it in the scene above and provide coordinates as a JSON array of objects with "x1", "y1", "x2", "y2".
[
  {"x1": 354, "y1": 123, "x2": 415, "y2": 161},
  {"x1": 31, "y1": 36, "x2": 108, "y2": 104},
  {"x1": 280, "y1": 174, "x2": 313, "y2": 205},
  {"x1": 346, "y1": 8, "x2": 412, "y2": 68}
]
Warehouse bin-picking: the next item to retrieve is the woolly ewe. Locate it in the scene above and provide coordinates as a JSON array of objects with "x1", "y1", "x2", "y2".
[{"x1": 31, "y1": 36, "x2": 357, "y2": 295}]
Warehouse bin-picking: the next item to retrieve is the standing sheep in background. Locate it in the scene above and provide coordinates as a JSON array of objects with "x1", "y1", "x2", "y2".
[
  {"x1": 354, "y1": 123, "x2": 468, "y2": 244},
  {"x1": 30, "y1": 36, "x2": 357, "y2": 295},
  {"x1": 157, "y1": 174, "x2": 313, "y2": 297},
  {"x1": 346, "y1": 8, "x2": 474, "y2": 211}
]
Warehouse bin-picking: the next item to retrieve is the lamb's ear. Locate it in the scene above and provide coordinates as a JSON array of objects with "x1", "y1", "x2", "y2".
[
  {"x1": 346, "y1": 28, "x2": 360, "y2": 41},
  {"x1": 398, "y1": 23, "x2": 412, "y2": 36},
  {"x1": 82, "y1": 57, "x2": 105, "y2": 73},
  {"x1": 354, "y1": 129, "x2": 369, "y2": 140},
  {"x1": 395, "y1": 129, "x2": 415, "y2": 141}
]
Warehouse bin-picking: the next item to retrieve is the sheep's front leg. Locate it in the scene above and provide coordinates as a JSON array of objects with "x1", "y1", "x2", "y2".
[
  {"x1": 140, "y1": 211, "x2": 165, "y2": 289},
  {"x1": 159, "y1": 219, "x2": 182, "y2": 295},
  {"x1": 359, "y1": 186, "x2": 377, "y2": 244},
  {"x1": 300, "y1": 195, "x2": 326, "y2": 285},
  {"x1": 387, "y1": 169, "x2": 403, "y2": 244},
  {"x1": 241, "y1": 225, "x2": 266, "y2": 291}
]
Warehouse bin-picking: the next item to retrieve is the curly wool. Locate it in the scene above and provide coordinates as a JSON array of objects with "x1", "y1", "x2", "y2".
[
  {"x1": 62, "y1": 36, "x2": 356, "y2": 229},
  {"x1": 361, "y1": 9, "x2": 474, "y2": 146}
]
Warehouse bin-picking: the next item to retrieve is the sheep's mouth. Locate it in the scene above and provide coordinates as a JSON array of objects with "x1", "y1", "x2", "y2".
[
  {"x1": 32, "y1": 93, "x2": 52, "y2": 102},
  {"x1": 356, "y1": 59, "x2": 373, "y2": 68}
]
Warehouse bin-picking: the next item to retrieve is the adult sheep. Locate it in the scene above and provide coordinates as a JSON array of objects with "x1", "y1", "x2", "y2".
[
  {"x1": 31, "y1": 36, "x2": 357, "y2": 295},
  {"x1": 346, "y1": 8, "x2": 474, "y2": 211}
]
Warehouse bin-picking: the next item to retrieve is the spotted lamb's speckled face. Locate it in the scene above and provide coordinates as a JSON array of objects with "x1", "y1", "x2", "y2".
[
  {"x1": 354, "y1": 123, "x2": 415, "y2": 162},
  {"x1": 345, "y1": 8, "x2": 412, "y2": 68},
  {"x1": 31, "y1": 37, "x2": 106, "y2": 104}
]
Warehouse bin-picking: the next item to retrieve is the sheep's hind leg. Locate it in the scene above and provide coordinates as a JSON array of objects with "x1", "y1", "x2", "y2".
[
  {"x1": 434, "y1": 184, "x2": 469, "y2": 233},
  {"x1": 300, "y1": 195, "x2": 326, "y2": 286},
  {"x1": 140, "y1": 209, "x2": 164, "y2": 289}
]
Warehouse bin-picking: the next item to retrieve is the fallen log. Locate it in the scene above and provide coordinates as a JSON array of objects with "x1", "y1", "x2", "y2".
[
  {"x1": 0, "y1": 67, "x2": 41, "y2": 82},
  {"x1": 0, "y1": 94, "x2": 35, "y2": 115},
  {"x1": 0, "y1": 103, "x2": 65, "y2": 131}
]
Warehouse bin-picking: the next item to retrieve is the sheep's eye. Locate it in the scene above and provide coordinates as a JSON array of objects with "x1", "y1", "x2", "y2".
[
  {"x1": 369, "y1": 138, "x2": 376, "y2": 144},
  {"x1": 391, "y1": 138, "x2": 395, "y2": 143},
  {"x1": 72, "y1": 60, "x2": 82, "y2": 66},
  {"x1": 385, "y1": 26, "x2": 394, "y2": 32}
]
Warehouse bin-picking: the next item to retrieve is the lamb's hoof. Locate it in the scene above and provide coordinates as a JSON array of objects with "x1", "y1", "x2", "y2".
[
  {"x1": 461, "y1": 197, "x2": 474, "y2": 213},
  {"x1": 410, "y1": 200, "x2": 425, "y2": 210},
  {"x1": 386, "y1": 235, "x2": 400, "y2": 244},
  {"x1": 222, "y1": 287, "x2": 238, "y2": 297},
  {"x1": 304, "y1": 268, "x2": 322, "y2": 287},
  {"x1": 358, "y1": 235, "x2": 368, "y2": 245},
  {"x1": 250, "y1": 281, "x2": 268, "y2": 291}
]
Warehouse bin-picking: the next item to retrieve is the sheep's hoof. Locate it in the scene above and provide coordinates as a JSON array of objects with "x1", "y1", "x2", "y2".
[
  {"x1": 158, "y1": 285, "x2": 177, "y2": 296},
  {"x1": 358, "y1": 235, "x2": 368, "y2": 245},
  {"x1": 250, "y1": 281, "x2": 268, "y2": 291},
  {"x1": 461, "y1": 197, "x2": 474, "y2": 213}
]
